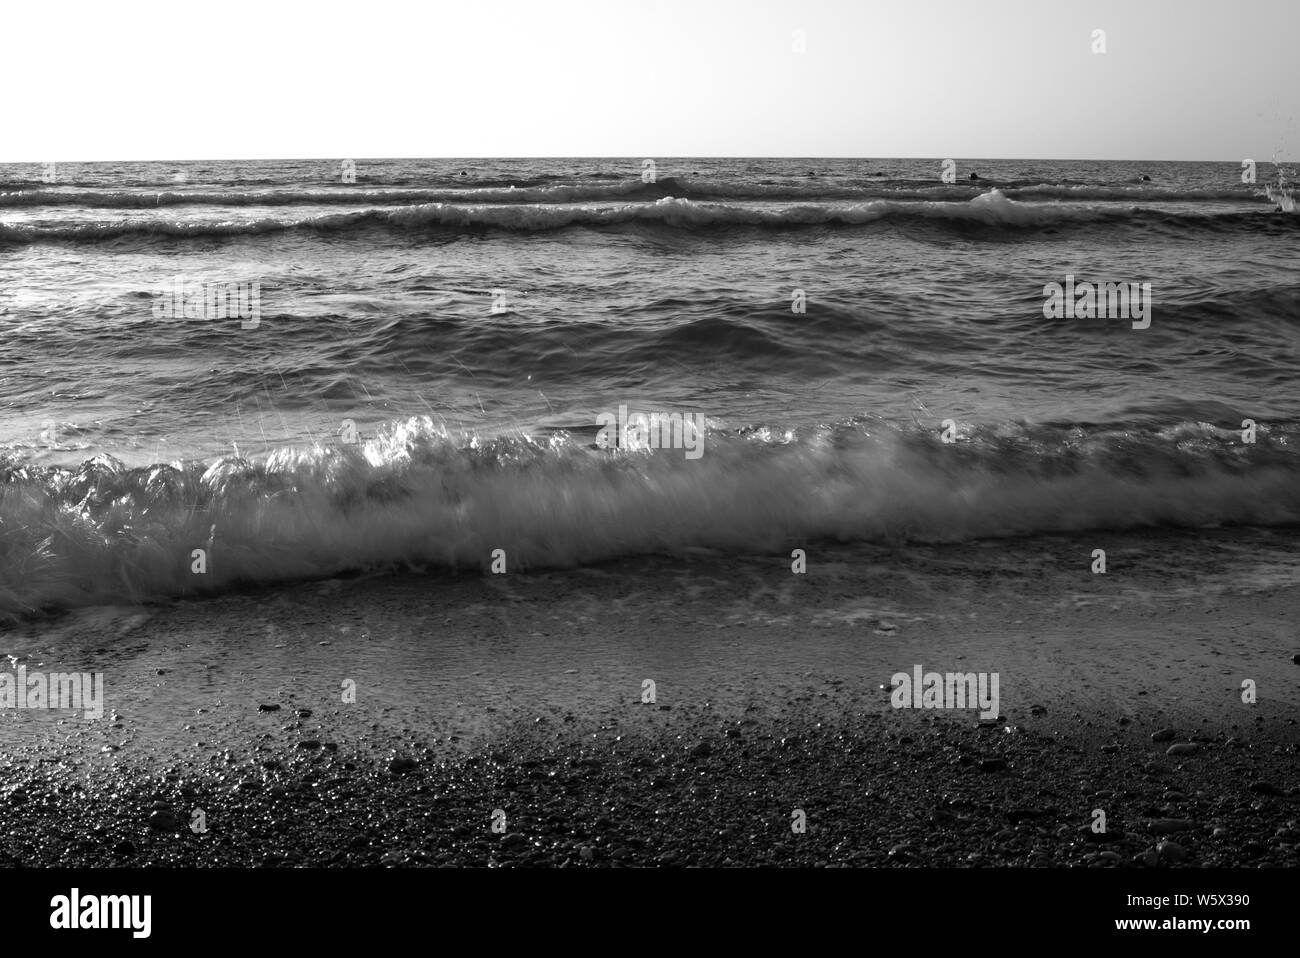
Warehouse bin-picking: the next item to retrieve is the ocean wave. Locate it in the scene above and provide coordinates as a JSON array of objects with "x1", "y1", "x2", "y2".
[
  {"x1": 2, "y1": 416, "x2": 1297, "y2": 620},
  {"x1": 1001, "y1": 184, "x2": 1262, "y2": 203},
  {"x1": 1, "y1": 191, "x2": 1291, "y2": 245},
  {"x1": 0, "y1": 180, "x2": 679, "y2": 209},
  {"x1": 0, "y1": 178, "x2": 1270, "y2": 209}
]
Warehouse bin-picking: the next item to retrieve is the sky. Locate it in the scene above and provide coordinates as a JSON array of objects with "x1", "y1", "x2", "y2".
[{"x1": 2, "y1": 0, "x2": 1296, "y2": 162}]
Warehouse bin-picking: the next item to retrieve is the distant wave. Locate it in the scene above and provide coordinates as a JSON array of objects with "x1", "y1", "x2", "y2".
[
  {"x1": 0, "y1": 179, "x2": 1269, "y2": 208},
  {"x1": 0, "y1": 174, "x2": 569, "y2": 191},
  {"x1": 1001, "y1": 184, "x2": 1262, "y2": 203},
  {"x1": 2, "y1": 415, "x2": 1297, "y2": 620},
  {"x1": 0, "y1": 181, "x2": 681, "y2": 208},
  {"x1": 1, "y1": 191, "x2": 1292, "y2": 245}
]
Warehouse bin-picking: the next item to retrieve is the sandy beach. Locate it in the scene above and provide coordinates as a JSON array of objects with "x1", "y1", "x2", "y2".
[{"x1": 1, "y1": 528, "x2": 1296, "y2": 867}]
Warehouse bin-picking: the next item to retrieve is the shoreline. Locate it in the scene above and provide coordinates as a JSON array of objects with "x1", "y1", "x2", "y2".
[{"x1": 1, "y1": 531, "x2": 1297, "y2": 867}]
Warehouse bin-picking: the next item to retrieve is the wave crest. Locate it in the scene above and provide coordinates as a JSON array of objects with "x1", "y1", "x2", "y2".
[
  {"x1": 2, "y1": 416, "x2": 1297, "y2": 620},
  {"x1": 6, "y1": 190, "x2": 1282, "y2": 245}
]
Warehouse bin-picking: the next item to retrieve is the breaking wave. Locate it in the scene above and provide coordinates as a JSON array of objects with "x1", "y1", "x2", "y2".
[{"x1": 2, "y1": 416, "x2": 1297, "y2": 620}]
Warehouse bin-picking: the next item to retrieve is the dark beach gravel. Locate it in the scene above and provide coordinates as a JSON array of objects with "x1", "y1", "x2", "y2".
[{"x1": 2, "y1": 696, "x2": 1296, "y2": 868}]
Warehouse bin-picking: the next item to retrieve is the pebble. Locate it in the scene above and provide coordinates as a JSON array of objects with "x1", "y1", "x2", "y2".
[
  {"x1": 257, "y1": 704, "x2": 280, "y2": 713},
  {"x1": 296, "y1": 709, "x2": 312, "y2": 719},
  {"x1": 298, "y1": 740, "x2": 322, "y2": 750},
  {"x1": 501, "y1": 833, "x2": 526, "y2": 848},
  {"x1": 1148, "y1": 818, "x2": 1195, "y2": 834},
  {"x1": 578, "y1": 846, "x2": 594, "y2": 861},
  {"x1": 689, "y1": 741, "x2": 713, "y2": 758},
  {"x1": 1085, "y1": 827, "x2": 1124, "y2": 843},
  {"x1": 148, "y1": 810, "x2": 180, "y2": 831},
  {"x1": 1150, "y1": 728, "x2": 1176, "y2": 742},
  {"x1": 1165, "y1": 743, "x2": 1199, "y2": 756},
  {"x1": 1157, "y1": 840, "x2": 1188, "y2": 862},
  {"x1": 388, "y1": 757, "x2": 418, "y2": 774},
  {"x1": 111, "y1": 840, "x2": 135, "y2": 856},
  {"x1": 1006, "y1": 807, "x2": 1043, "y2": 823}
]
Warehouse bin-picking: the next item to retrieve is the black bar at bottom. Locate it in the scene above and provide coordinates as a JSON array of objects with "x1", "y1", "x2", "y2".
[{"x1": 1, "y1": 866, "x2": 1283, "y2": 944}]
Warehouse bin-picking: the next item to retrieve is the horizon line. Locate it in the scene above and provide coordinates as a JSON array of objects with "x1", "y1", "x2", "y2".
[{"x1": 0, "y1": 155, "x2": 1294, "y2": 166}]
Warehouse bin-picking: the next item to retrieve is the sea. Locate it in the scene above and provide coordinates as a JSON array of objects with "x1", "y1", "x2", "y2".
[{"x1": 1, "y1": 157, "x2": 1298, "y2": 621}]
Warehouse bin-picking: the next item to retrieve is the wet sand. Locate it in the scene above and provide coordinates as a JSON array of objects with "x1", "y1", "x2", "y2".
[{"x1": 1, "y1": 530, "x2": 1297, "y2": 866}]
